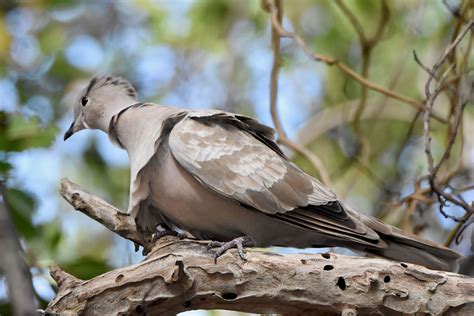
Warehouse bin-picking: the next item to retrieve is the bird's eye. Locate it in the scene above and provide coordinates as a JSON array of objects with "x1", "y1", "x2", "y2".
[{"x1": 81, "y1": 96, "x2": 89, "y2": 106}]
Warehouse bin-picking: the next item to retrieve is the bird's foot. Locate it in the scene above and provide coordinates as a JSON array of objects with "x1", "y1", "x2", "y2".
[
  {"x1": 151, "y1": 228, "x2": 186, "y2": 243},
  {"x1": 207, "y1": 236, "x2": 253, "y2": 263}
]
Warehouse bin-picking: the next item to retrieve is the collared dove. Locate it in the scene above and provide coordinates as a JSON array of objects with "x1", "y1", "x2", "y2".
[{"x1": 64, "y1": 75, "x2": 460, "y2": 271}]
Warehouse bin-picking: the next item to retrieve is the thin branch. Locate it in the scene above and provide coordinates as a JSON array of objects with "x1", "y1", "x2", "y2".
[
  {"x1": 444, "y1": 212, "x2": 472, "y2": 247},
  {"x1": 421, "y1": 21, "x2": 474, "y2": 218},
  {"x1": 334, "y1": 0, "x2": 367, "y2": 44},
  {"x1": 264, "y1": 0, "x2": 447, "y2": 124},
  {"x1": 268, "y1": 0, "x2": 331, "y2": 186}
]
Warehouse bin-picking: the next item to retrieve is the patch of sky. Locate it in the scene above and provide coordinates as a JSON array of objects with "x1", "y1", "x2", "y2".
[
  {"x1": 95, "y1": 132, "x2": 129, "y2": 168},
  {"x1": 32, "y1": 268, "x2": 56, "y2": 301},
  {"x1": 65, "y1": 35, "x2": 103, "y2": 71},
  {"x1": 132, "y1": 45, "x2": 176, "y2": 98},
  {"x1": 249, "y1": 48, "x2": 323, "y2": 137},
  {"x1": 8, "y1": 149, "x2": 61, "y2": 224},
  {"x1": 435, "y1": 190, "x2": 473, "y2": 230},
  {"x1": 272, "y1": 246, "x2": 330, "y2": 255},
  {"x1": 108, "y1": 27, "x2": 151, "y2": 58},
  {"x1": 246, "y1": 44, "x2": 273, "y2": 127},
  {"x1": 0, "y1": 277, "x2": 6, "y2": 301},
  {"x1": 10, "y1": 35, "x2": 40, "y2": 67},
  {"x1": 57, "y1": 114, "x2": 92, "y2": 156},
  {"x1": 22, "y1": 95, "x2": 53, "y2": 125},
  {"x1": 5, "y1": 8, "x2": 35, "y2": 36},
  {"x1": 0, "y1": 78, "x2": 18, "y2": 112},
  {"x1": 6, "y1": 113, "x2": 118, "y2": 224},
  {"x1": 162, "y1": 57, "x2": 226, "y2": 109},
  {"x1": 108, "y1": 236, "x2": 143, "y2": 268}
]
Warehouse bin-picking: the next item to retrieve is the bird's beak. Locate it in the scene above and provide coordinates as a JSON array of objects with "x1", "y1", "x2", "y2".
[{"x1": 63, "y1": 122, "x2": 75, "y2": 141}]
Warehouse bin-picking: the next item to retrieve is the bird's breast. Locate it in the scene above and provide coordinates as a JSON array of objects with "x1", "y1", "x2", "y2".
[{"x1": 149, "y1": 150, "x2": 248, "y2": 240}]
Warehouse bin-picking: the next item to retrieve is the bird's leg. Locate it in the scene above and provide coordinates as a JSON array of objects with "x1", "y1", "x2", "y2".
[
  {"x1": 207, "y1": 236, "x2": 253, "y2": 263},
  {"x1": 151, "y1": 225, "x2": 187, "y2": 242}
]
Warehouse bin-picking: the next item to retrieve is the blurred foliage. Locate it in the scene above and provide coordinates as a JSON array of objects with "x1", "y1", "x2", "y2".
[{"x1": 0, "y1": 0, "x2": 472, "y2": 314}]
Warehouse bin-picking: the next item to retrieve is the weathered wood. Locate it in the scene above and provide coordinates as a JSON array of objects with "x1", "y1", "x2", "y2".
[{"x1": 47, "y1": 178, "x2": 474, "y2": 315}]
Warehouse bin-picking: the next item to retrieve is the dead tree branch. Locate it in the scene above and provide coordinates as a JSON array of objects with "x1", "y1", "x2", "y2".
[
  {"x1": 59, "y1": 178, "x2": 152, "y2": 253},
  {"x1": 46, "y1": 178, "x2": 474, "y2": 315},
  {"x1": 421, "y1": 21, "x2": 474, "y2": 219},
  {"x1": 261, "y1": 0, "x2": 447, "y2": 124}
]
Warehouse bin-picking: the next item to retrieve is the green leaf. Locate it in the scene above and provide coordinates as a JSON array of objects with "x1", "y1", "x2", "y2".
[
  {"x1": 0, "y1": 114, "x2": 57, "y2": 152},
  {"x1": 41, "y1": 222, "x2": 63, "y2": 253}
]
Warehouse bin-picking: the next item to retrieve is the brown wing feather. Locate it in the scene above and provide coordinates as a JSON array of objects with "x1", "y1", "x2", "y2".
[{"x1": 168, "y1": 111, "x2": 382, "y2": 245}]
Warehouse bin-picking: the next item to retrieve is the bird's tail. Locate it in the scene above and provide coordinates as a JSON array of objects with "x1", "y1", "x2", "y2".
[{"x1": 362, "y1": 216, "x2": 460, "y2": 271}]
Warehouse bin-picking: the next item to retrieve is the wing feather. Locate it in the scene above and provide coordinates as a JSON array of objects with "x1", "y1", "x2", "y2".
[
  {"x1": 169, "y1": 112, "x2": 325, "y2": 214},
  {"x1": 168, "y1": 111, "x2": 383, "y2": 246}
]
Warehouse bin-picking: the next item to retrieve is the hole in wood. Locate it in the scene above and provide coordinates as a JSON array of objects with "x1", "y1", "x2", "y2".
[
  {"x1": 400, "y1": 263, "x2": 408, "y2": 268},
  {"x1": 183, "y1": 300, "x2": 191, "y2": 308},
  {"x1": 301, "y1": 259, "x2": 307, "y2": 264},
  {"x1": 222, "y1": 292, "x2": 238, "y2": 300},
  {"x1": 323, "y1": 265, "x2": 334, "y2": 271},
  {"x1": 384, "y1": 275, "x2": 391, "y2": 283},
  {"x1": 321, "y1": 253, "x2": 331, "y2": 259},
  {"x1": 135, "y1": 304, "x2": 143, "y2": 314},
  {"x1": 337, "y1": 277, "x2": 346, "y2": 290},
  {"x1": 115, "y1": 274, "x2": 124, "y2": 283}
]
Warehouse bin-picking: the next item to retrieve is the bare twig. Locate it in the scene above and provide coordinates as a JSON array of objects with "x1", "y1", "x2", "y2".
[
  {"x1": 263, "y1": 0, "x2": 447, "y2": 124},
  {"x1": 334, "y1": 0, "x2": 368, "y2": 44},
  {"x1": 421, "y1": 21, "x2": 474, "y2": 219},
  {"x1": 335, "y1": 0, "x2": 390, "y2": 122},
  {"x1": 0, "y1": 182, "x2": 37, "y2": 315},
  {"x1": 444, "y1": 212, "x2": 472, "y2": 247}
]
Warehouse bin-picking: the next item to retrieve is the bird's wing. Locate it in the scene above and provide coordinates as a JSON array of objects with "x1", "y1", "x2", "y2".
[{"x1": 168, "y1": 111, "x2": 383, "y2": 244}]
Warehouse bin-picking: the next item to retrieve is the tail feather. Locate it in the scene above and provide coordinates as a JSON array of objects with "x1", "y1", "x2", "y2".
[{"x1": 364, "y1": 216, "x2": 460, "y2": 271}]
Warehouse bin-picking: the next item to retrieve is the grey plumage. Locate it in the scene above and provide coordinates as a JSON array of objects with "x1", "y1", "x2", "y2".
[{"x1": 64, "y1": 75, "x2": 460, "y2": 271}]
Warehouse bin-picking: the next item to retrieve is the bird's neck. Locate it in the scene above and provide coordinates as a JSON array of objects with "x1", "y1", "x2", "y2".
[
  {"x1": 94, "y1": 99, "x2": 137, "y2": 133},
  {"x1": 108, "y1": 104, "x2": 181, "y2": 154}
]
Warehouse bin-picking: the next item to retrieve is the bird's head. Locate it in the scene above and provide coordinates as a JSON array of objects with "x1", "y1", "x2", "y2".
[{"x1": 64, "y1": 75, "x2": 138, "y2": 140}]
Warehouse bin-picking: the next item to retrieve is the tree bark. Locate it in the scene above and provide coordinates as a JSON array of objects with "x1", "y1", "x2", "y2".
[{"x1": 46, "y1": 178, "x2": 474, "y2": 315}]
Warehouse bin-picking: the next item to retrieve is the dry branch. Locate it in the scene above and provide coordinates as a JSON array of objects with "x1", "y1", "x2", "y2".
[
  {"x1": 421, "y1": 20, "x2": 474, "y2": 219},
  {"x1": 261, "y1": 0, "x2": 448, "y2": 124},
  {"x1": 46, "y1": 179, "x2": 474, "y2": 315}
]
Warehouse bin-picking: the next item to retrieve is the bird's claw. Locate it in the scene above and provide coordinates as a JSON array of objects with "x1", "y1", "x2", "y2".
[
  {"x1": 207, "y1": 236, "x2": 252, "y2": 263},
  {"x1": 151, "y1": 229, "x2": 186, "y2": 243}
]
